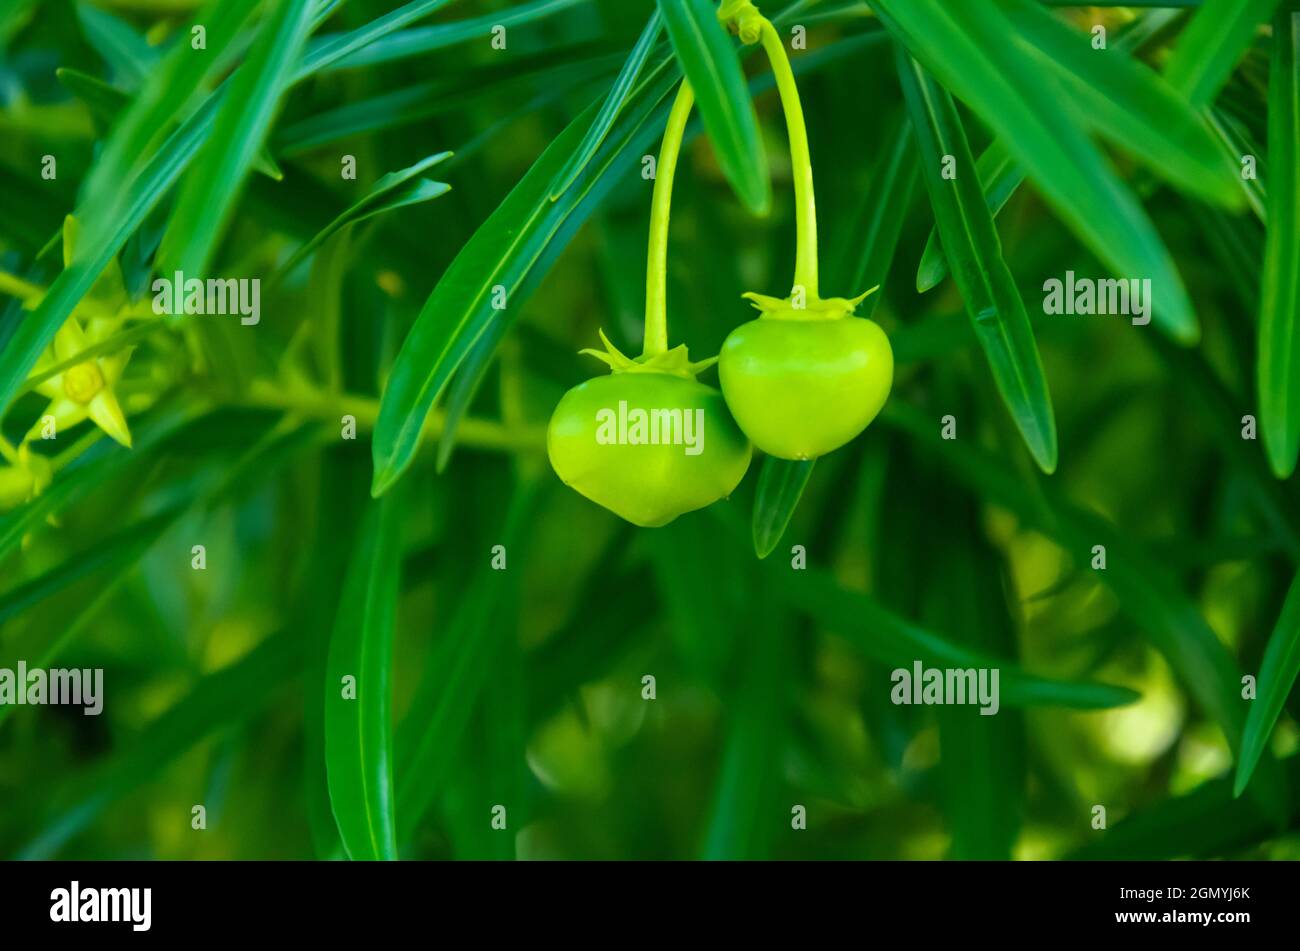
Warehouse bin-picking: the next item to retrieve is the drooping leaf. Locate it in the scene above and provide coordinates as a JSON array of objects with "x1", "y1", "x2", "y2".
[
  {"x1": 752, "y1": 457, "x2": 816, "y2": 559},
  {"x1": 999, "y1": 0, "x2": 1242, "y2": 207},
  {"x1": 550, "y1": 10, "x2": 664, "y2": 200},
  {"x1": 1236, "y1": 565, "x2": 1300, "y2": 796},
  {"x1": 896, "y1": 46, "x2": 1057, "y2": 473},
  {"x1": 324, "y1": 493, "x2": 403, "y2": 860},
  {"x1": 272, "y1": 152, "x2": 452, "y2": 284},
  {"x1": 840, "y1": 117, "x2": 919, "y2": 314},
  {"x1": 873, "y1": 0, "x2": 1199, "y2": 342},
  {"x1": 1257, "y1": 11, "x2": 1300, "y2": 478}
]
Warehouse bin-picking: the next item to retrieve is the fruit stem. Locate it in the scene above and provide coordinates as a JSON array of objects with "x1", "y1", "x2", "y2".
[
  {"x1": 644, "y1": 80, "x2": 695, "y2": 357},
  {"x1": 756, "y1": 17, "x2": 818, "y2": 300}
]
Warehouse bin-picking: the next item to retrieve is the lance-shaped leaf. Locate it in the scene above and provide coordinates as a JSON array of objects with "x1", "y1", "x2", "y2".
[
  {"x1": 873, "y1": 0, "x2": 1198, "y2": 342},
  {"x1": 841, "y1": 117, "x2": 919, "y2": 314},
  {"x1": 271, "y1": 152, "x2": 452, "y2": 284},
  {"x1": 1258, "y1": 11, "x2": 1300, "y2": 478},
  {"x1": 1236, "y1": 564, "x2": 1300, "y2": 796},
  {"x1": 896, "y1": 47, "x2": 1057, "y2": 473},
  {"x1": 550, "y1": 10, "x2": 663, "y2": 200},
  {"x1": 999, "y1": 0, "x2": 1242, "y2": 207},
  {"x1": 1164, "y1": 0, "x2": 1283, "y2": 108},
  {"x1": 655, "y1": 0, "x2": 769, "y2": 214},
  {"x1": 57, "y1": 68, "x2": 283, "y2": 180},
  {"x1": 324, "y1": 493, "x2": 403, "y2": 860},
  {"x1": 915, "y1": 11, "x2": 1174, "y2": 292},
  {"x1": 752, "y1": 457, "x2": 815, "y2": 559},
  {"x1": 157, "y1": 0, "x2": 314, "y2": 279},
  {"x1": 370, "y1": 55, "x2": 682, "y2": 496}
]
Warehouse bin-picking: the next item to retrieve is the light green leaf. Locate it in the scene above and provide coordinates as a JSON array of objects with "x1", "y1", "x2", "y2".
[
  {"x1": 752, "y1": 457, "x2": 815, "y2": 559},
  {"x1": 1164, "y1": 0, "x2": 1282, "y2": 107}
]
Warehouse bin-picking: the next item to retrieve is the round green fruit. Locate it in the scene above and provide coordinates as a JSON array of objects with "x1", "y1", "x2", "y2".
[
  {"x1": 719, "y1": 314, "x2": 893, "y2": 460},
  {"x1": 547, "y1": 372, "x2": 752, "y2": 527}
]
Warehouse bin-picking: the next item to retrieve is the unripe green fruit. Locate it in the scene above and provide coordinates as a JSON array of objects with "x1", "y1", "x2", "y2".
[
  {"x1": 719, "y1": 313, "x2": 893, "y2": 460},
  {"x1": 547, "y1": 372, "x2": 752, "y2": 527}
]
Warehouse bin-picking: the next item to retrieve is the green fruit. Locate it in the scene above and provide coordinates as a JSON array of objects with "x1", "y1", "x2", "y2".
[
  {"x1": 719, "y1": 306, "x2": 893, "y2": 460},
  {"x1": 547, "y1": 371, "x2": 752, "y2": 527}
]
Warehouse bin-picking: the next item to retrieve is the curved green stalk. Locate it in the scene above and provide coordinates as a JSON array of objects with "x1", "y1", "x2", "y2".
[
  {"x1": 644, "y1": 80, "x2": 695, "y2": 356},
  {"x1": 757, "y1": 18, "x2": 818, "y2": 299}
]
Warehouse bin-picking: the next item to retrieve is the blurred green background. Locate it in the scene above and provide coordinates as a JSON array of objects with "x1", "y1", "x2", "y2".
[{"x1": 1, "y1": 0, "x2": 1299, "y2": 860}]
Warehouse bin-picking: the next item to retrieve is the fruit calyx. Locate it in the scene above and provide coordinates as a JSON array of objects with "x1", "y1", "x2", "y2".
[
  {"x1": 740, "y1": 286, "x2": 879, "y2": 322},
  {"x1": 579, "y1": 329, "x2": 718, "y2": 380}
]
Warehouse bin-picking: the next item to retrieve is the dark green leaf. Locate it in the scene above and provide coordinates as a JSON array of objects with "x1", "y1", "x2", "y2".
[
  {"x1": 1258, "y1": 11, "x2": 1300, "y2": 477},
  {"x1": 752, "y1": 457, "x2": 815, "y2": 558},
  {"x1": 1236, "y1": 564, "x2": 1300, "y2": 795},
  {"x1": 1164, "y1": 0, "x2": 1282, "y2": 107},
  {"x1": 874, "y1": 0, "x2": 1198, "y2": 342},
  {"x1": 896, "y1": 47, "x2": 1057, "y2": 473},
  {"x1": 550, "y1": 11, "x2": 663, "y2": 201},
  {"x1": 324, "y1": 494, "x2": 403, "y2": 860}
]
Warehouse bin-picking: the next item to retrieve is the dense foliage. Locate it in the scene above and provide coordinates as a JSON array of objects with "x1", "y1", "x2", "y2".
[{"x1": 0, "y1": 0, "x2": 1298, "y2": 860}]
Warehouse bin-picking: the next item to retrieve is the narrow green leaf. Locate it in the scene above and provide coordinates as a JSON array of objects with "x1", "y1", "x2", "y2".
[
  {"x1": 841, "y1": 118, "x2": 919, "y2": 314},
  {"x1": 752, "y1": 457, "x2": 815, "y2": 558},
  {"x1": 1258, "y1": 11, "x2": 1300, "y2": 478},
  {"x1": 656, "y1": 0, "x2": 770, "y2": 214},
  {"x1": 915, "y1": 10, "x2": 1174, "y2": 291},
  {"x1": 916, "y1": 140, "x2": 1022, "y2": 293},
  {"x1": 388, "y1": 32, "x2": 878, "y2": 488},
  {"x1": 549, "y1": 11, "x2": 663, "y2": 201},
  {"x1": 317, "y1": 0, "x2": 588, "y2": 72},
  {"x1": 77, "y1": 0, "x2": 259, "y2": 256},
  {"x1": 1071, "y1": 754, "x2": 1300, "y2": 860},
  {"x1": 297, "y1": 0, "x2": 454, "y2": 78},
  {"x1": 1164, "y1": 0, "x2": 1282, "y2": 107},
  {"x1": 157, "y1": 0, "x2": 314, "y2": 279},
  {"x1": 1236, "y1": 564, "x2": 1300, "y2": 795},
  {"x1": 874, "y1": 0, "x2": 1198, "y2": 342},
  {"x1": 370, "y1": 57, "x2": 681, "y2": 495},
  {"x1": 324, "y1": 494, "x2": 403, "y2": 861},
  {"x1": 57, "y1": 67, "x2": 284, "y2": 180},
  {"x1": 999, "y1": 0, "x2": 1242, "y2": 207},
  {"x1": 272, "y1": 152, "x2": 452, "y2": 284},
  {"x1": 75, "y1": 2, "x2": 159, "y2": 88},
  {"x1": 881, "y1": 399, "x2": 1288, "y2": 817},
  {"x1": 896, "y1": 47, "x2": 1058, "y2": 473}
]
